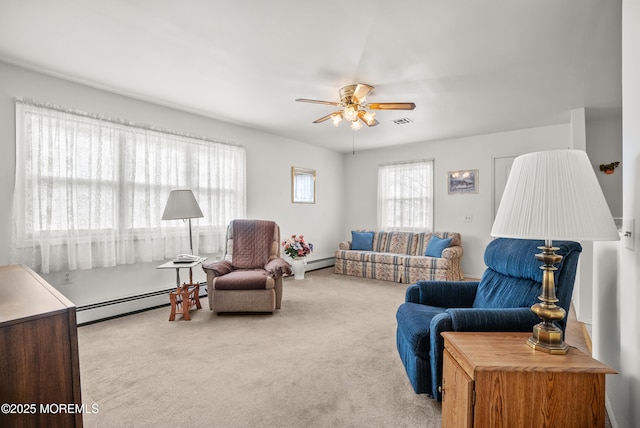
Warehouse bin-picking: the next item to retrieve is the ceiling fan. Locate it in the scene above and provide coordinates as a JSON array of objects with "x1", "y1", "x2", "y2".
[{"x1": 295, "y1": 83, "x2": 416, "y2": 131}]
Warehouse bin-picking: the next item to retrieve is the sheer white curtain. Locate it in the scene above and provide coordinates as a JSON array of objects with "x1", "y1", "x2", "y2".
[
  {"x1": 293, "y1": 174, "x2": 314, "y2": 203},
  {"x1": 377, "y1": 160, "x2": 433, "y2": 231},
  {"x1": 12, "y1": 101, "x2": 246, "y2": 273}
]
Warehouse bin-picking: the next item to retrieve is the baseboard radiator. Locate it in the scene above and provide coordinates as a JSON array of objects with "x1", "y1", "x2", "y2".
[
  {"x1": 77, "y1": 258, "x2": 336, "y2": 325},
  {"x1": 76, "y1": 285, "x2": 208, "y2": 326},
  {"x1": 305, "y1": 257, "x2": 335, "y2": 271}
]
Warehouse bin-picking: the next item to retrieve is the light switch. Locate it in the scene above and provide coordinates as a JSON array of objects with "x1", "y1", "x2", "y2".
[{"x1": 623, "y1": 218, "x2": 635, "y2": 251}]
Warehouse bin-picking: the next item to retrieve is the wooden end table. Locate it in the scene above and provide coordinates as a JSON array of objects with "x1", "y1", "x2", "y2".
[
  {"x1": 441, "y1": 331, "x2": 617, "y2": 428},
  {"x1": 157, "y1": 258, "x2": 206, "y2": 321}
]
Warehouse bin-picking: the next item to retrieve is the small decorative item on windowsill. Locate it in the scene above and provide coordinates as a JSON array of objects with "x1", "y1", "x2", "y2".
[{"x1": 282, "y1": 234, "x2": 313, "y2": 280}]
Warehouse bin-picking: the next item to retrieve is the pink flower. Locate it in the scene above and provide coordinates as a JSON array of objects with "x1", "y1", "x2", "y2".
[{"x1": 281, "y1": 234, "x2": 313, "y2": 259}]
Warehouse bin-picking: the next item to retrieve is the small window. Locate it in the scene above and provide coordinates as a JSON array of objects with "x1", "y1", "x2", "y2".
[{"x1": 292, "y1": 167, "x2": 316, "y2": 204}]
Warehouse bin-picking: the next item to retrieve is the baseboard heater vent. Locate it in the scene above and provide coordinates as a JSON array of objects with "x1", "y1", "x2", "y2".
[
  {"x1": 305, "y1": 257, "x2": 335, "y2": 271},
  {"x1": 77, "y1": 283, "x2": 207, "y2": 326},
  {"x1": 77, "y1": 258, "x2": 335, "y2": 325}
]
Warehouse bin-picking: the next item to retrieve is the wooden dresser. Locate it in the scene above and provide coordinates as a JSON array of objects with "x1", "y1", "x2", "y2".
[
  {"x1": 441, "y1": 331, "x2": 616, "y2": 428},
  {"x1": 0, "y1": 264, "x2": 83, "y2": 428}
]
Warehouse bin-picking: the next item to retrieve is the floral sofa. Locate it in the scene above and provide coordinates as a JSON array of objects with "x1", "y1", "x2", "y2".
[{"x1": 334, "y1": 231, "x2": 463, "y2": 283}]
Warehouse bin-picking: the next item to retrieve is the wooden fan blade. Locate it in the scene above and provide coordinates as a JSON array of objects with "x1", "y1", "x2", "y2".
[
  {"x1": 352, "y1": 83, "x2": 374, "y2": 103},
  {"x1": 358, "y1": 110, "x2": 379, "y2": 127},
  {"x1": 368, "y1": 102, "x2": 416, "y2": 110},
  {"x1": 295, "y1": 98, "x2": 342, "y2": 106},
  {"x1": 313, "y1": 111, "x2": 342, "y2": 123}
]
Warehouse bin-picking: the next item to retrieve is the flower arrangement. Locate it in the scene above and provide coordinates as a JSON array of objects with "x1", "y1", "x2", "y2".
[{"x1": 282, "y1": 234, "x2": 313, "y2": 259}]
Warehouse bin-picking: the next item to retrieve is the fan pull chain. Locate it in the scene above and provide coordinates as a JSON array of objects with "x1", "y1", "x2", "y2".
[{"x1": 352, "y1": 130, "x2": 355, "y2": 155}]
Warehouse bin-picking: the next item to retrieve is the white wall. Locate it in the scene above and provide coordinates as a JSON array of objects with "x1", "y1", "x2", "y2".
[
  {"x1": 0, "y1": 61, "x2": 345, "y2": 322},
  {"x1": 587, "y1": 115, "x2": 624, "y2": 218},
  {"x1": 575, "y1": 114, "x2": 624, "y2": 325},
  {"x1": 342, "y1": 125, "x2": 571, "y2": 278},
  {"x1": 593, "y1": 2, "x2": 640, "y2": 427}
]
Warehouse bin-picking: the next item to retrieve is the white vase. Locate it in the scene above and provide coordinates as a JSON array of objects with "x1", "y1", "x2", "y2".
[{"x1": 291, "y1": 258, "x2": 306, "y2": 280}]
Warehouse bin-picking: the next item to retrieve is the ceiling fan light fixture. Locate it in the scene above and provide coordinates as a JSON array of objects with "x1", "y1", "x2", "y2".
[
  {"x1": 343, "y1": 105, "x2": 358, "y2": 122},
  {"x1": 296, "y1": 83, "x2": 415, "y2": 132},
  {"x1": 362, "y1": 111, "x2": 376, "y2": 126}
]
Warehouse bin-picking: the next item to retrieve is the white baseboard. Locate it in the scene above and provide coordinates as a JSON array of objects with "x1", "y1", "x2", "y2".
[{"x1": 605, "y1": 395, "x2": 618, "y2": 428}]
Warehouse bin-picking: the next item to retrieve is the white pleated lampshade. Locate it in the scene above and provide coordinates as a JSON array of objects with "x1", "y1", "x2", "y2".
[
  {"x1": 491, "y1": 150, "x2": 620, "y2": 241},
  {"x1": 161, "y1": 189, "x2": 204, "y2": 220}
]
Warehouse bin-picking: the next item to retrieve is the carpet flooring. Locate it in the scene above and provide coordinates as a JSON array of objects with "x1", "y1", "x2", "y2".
[
  {"x1": 77, "y1": 268, "x2": 441, "y2": 428},
  {"x1": 77, "y1": 267, "x2": 597, "y2": 427}
]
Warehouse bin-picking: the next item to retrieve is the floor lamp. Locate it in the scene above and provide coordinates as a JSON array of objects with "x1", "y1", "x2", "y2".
[
  {"x1": 491, "y1": 150, "x2": 620, "y2": 354},
  {"x1": 161, "y1": 189, "x2": 204, "y2": 255}
]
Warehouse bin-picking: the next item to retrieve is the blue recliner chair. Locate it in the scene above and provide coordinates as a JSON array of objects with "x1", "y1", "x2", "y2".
[{"x1": 395, "y1": 238, "x2": 582, "y2": 401}]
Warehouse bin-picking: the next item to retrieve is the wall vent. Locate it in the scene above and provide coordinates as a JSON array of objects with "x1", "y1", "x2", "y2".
[{"x1": 392, "y1": 117, "x2": 413, "y2": 125}]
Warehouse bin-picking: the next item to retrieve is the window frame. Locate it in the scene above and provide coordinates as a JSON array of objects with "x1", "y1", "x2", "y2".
[{"x1": 377, "y1": 159, "x2": 434, "y2": 232}]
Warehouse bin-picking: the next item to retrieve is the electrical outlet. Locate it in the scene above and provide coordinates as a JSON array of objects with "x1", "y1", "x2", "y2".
[
  {"x1": 464, "y1": 214, "x2": 473, "y2": 223},
  {"x1": 623, "y1": 218, "x2": 635, "y2": 251},
  {"x1": 62, "y1": 272, "x2": 72, "y2": 285}
]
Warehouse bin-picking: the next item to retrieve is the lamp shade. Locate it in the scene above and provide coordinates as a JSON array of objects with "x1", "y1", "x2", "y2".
[
  {"x1": 491, "y1": 150, "x2": 619, "y2": 241},
  {"x1": 161, "y1": 189, "x2": 204, "y2": 220}
]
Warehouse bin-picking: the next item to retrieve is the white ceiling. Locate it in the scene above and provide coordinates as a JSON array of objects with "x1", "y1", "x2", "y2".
[{"x1": 0, "y1": 0, "x2": 621, "y2": 153}]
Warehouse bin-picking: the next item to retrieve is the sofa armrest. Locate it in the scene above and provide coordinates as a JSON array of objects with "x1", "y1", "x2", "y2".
[
  {"x1": 429, "y1": 307, "x2": 538, "y2": 401},
  {"x1": 265, "y1": 257, "x2": 292, "y2": 278},
  {"x1": 202, "y1": 259, "x2": 233, "y2": 276},
  {"x1": 446, "y1": 307, "x2": 539, "y2": 332},
  {"x1": 441, "y1": 246, "x2": 463, "y2": 260},
  {"x1": 429, "y1": 311, "x2": 454, "y2": 401},
  {"x1": 405, "y1": 281, "x2": 479, "y2": 307},
  {"x1": 338, "y1": 240, "x2": 351, "y2": 250}
]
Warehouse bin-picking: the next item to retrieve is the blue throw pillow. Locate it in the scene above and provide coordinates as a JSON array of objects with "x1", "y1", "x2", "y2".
[
  {"x1": 425, "y1": 235, "x2": 453, "y2": 257},
  {"x1": 351, "y1": 231, "x2": 374, "y2": 251}
]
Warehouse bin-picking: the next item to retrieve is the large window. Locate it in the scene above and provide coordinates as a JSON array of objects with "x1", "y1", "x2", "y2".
[
  {"x1": 377, "y1": 160, "x2": 433, "y2": 231},
  {"x1": 12, "y1": 101, "x2": 246, "y2": 273}
]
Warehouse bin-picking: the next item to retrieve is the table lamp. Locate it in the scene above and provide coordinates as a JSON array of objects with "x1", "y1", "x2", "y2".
[
  {"x1": 491, "y1": 150, "x2": 620, "y2": 354},
  {"x1": 162, "y1": 189, "x2": 204, "y2": 255}
]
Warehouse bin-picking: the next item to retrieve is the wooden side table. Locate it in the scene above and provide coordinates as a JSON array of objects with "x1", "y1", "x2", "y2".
[
  {"x1": 157, "y1": 258, "x2": 206, "y2": 321},
  {"x1": 441, "y1": 331, "x2": 617, "y2": 428}
]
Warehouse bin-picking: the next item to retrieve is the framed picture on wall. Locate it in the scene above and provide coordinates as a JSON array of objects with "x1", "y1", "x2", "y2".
[{"x1": 448, "y1": 169, "x2": 479, "y2": 194}]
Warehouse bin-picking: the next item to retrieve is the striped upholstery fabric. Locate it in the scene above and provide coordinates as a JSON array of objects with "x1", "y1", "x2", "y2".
[
  {"x1": 334, "y1": 231, "x2": 463, "y2": 283},
  {"x1": 383, "y1": 231, "x2": 416, "y2": 255},
  {"x1": 416, "y1": 232, "x2": 462, "y2": 256}
]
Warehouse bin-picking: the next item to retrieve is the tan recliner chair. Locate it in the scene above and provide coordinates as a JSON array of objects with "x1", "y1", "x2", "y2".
[{"x1": 202, "y1": 219, "x2": 291, "y2": 313}]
